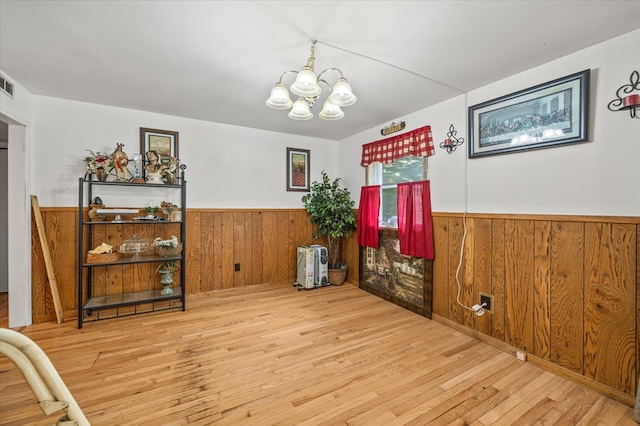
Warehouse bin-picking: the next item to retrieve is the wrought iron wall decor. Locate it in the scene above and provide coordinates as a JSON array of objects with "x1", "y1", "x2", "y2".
[
  {"x1": 439, "y1": 124, "x2": 464, "y2": 154},
  {"x1": 607, "y1": 70, "x2": 640, "y2": 119}
]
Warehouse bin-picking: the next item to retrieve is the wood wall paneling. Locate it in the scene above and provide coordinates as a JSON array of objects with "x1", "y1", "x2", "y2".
[
  {"x1": 549, "y1": 221, "x2": 584, "y2": 372},
  {"x1": 473, "y1": 218, "x2": 492, "y2": 335},
  {"x1": 533, "y1": 220, "x2": 551, "y2": 361},
  {"x1": 431, "y1": 216, "x2": 449, "y2": 316},
  {"x1": 504, "y1": 219, "x2": 535, "y2": 352},
  {"x1": 583, "y1": 223, "x2": 636, "y2": 395},
  {"x1": 448, "y1": 217, "x2": 464, "y2": 323},
  {"x1": 29, "y1": 208, "x2": 640, "y2": 403},
  {"x1": 490, "y1": 219, "x2": 506, "y2": 341}
]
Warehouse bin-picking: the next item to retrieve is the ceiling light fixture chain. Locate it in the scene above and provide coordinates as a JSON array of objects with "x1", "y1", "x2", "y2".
[{"x1": 266, "y1": 39, "x2": 357, "y2": 121}]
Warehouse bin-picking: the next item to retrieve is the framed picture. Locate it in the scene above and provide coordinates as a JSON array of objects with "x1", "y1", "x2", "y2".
[
  {"x1": 359, "y1": 229, "x2": 432, "y2": 319},
  {"x1": 286, "y1": 147, "x2": 310, "y2": 192},
  {"x1": 140, "y1": 128, "x2": 179, "y2": 159},
  {"x1": 468, "y1": 69, "x2": 590, "y2": 158}
]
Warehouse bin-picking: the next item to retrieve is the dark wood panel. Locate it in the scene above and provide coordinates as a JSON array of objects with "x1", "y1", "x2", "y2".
[
  {"x1": 491, "y1": 219, "x2": 506, "y2": 341},
  {"x1": 448, "y1": 217, "x2": 464, "y2": 323},
  {"x1": 461, "y1": 217, "x2": 475, "y2": 328},
  {"x1": 262, "y1": 211, "x2": 277, "y2": 284},
  {"x1": 474, "y1": 218, "x2": 492, "y2": 335},
  {"x1": 221, "y1": 212, "x2": 234, "y2": 290},
  {"x1": 195, "y1": 211, "x2": 211, "y2": 293},
  {"x1": 212, "y1": 212, "x2": 223, "y2": 291},
  {"x1": 533, "y1": 220, "x2": 551, "y2": 360},
  {"x1": 584, "y1": 223, "x2": 636, "y2": 394},
  {"x1": 233, "y1": 212, "x2": 246, "y2": 288},
  {"x1": 431, "y1": 216, "x2": 449, "y2": 316},
  {"x1": 504, "y1": 219, "x2": 535, "y2": 352},
  {"x1": 549, "y1": 221, "x2": 584, "y2": 372},
  {"x1": 251, "y1": 212, "x2": 264, "y2": 285}
]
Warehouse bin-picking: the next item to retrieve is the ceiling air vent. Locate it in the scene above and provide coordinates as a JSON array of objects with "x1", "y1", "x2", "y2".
[{"x1": 0, "y1": 73, "x2": 15, "y2": 98}]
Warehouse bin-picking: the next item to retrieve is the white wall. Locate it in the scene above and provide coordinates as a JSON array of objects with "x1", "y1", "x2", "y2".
[
  {"x1": 0, "y1": 71, "x2": 33, "y2": 327},
  {"x1": 339, "y1": 29, "x2": 640, "y2": 217},
  {"x1": 32, "y1": 97, "x2": 337, "y2": 208}
]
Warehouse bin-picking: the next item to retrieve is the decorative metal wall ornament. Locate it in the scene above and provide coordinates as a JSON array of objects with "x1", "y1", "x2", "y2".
[
  {"x1": 440, "y1": 124, "x2": 464, "y2": 154},
  {"x1": 607, "y1": 70, "x2": 640, "y2": 119},
  {"x1": 380, "y1": 121, "x2": 406, "y2": 136}
]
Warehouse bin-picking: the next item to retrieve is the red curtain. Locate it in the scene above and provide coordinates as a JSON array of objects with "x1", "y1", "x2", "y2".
[
  {"x1": 397, "y1": 181, "x2": 434, "y2": 259},
  {"x1": 360, "y1": 125, "x2": 435, "y2": 167},
  {"x1": 357, "y1": 185, "x2": 381, "y2": 248}
]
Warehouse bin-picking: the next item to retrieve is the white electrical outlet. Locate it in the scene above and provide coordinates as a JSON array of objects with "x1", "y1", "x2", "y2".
[{"x1": 516, "y1": 351, "x2": 527, "y2": 361}]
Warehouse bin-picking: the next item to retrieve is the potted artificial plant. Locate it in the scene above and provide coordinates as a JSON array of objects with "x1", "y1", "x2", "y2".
[{"x1": 302, "y1": 170, "x2": 357, "y2": 285}]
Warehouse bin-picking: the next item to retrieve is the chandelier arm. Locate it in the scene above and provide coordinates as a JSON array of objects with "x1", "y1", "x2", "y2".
[
  {"x1": 316, "y1": 67, "x2": 345, "y2": 83},
  {"x1": 276, "y1": 70, "x2": 300, "y2": 84},
  {"x1": 316, "y1": 79, "x2": 333, "y2": 92}
]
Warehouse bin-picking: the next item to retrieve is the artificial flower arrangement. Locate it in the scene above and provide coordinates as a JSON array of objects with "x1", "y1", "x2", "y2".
[
  {"x1": 85, "y1": 150, "x2": 113, "y2": 173},
  {"x1": 154, "y1": 235, "x2": 179, "y2": 248},
  {"x1": 153, "y1": 235, "x2": 182, "y2": 257},
  {"x1": 157, "y1": 260, "x2": 181, "y2": 275}
]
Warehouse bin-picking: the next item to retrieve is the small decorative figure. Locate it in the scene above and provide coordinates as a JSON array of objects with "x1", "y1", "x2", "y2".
[
  {"x1": 88, "y1": 196, "x2": 106, "y2": 222},
  {"x1": 145, "y1": 150, "x2": 165, "y2": 184},
  {"x1": 111, "y1": 143, "x2": 130, "y2": 181}
]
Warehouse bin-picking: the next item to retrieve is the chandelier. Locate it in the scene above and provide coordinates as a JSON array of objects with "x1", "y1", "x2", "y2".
[{"x1": 265, "y1": 40, "x2": 357, "y2": 120}]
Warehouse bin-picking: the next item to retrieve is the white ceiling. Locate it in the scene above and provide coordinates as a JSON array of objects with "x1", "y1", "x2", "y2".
[{"x1": 2, "y1": 1, "x2": 639, "y2": 141}]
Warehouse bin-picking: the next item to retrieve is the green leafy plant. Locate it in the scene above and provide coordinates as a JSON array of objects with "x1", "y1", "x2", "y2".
[
  {"x1": 301, "y1": 170, "x2": 357, "y2": 269},
  {"x1": 144, "y1": 205, "x2": 158, "y2": 215}
]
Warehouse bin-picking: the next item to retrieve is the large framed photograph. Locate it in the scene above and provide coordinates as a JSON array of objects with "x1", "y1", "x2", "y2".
[
  {"x1": 286, "y1": 147, "x2": 310, "y2": 192},
  {"x1": 140, "y1": 128, "x2": 179, "y2": 159},
  {"x1": 468, "y1": 69, "x2": 590, "y2": 158}
]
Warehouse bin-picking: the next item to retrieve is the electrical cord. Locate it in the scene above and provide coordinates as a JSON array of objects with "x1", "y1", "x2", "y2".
[{"x1": 454, "y1": 92, "x2": 486, "y2": 316}]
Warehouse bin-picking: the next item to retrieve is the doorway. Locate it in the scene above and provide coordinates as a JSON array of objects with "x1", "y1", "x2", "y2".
[{"x1": 0, "y1": 121, "x2": 8, "y2": 327}]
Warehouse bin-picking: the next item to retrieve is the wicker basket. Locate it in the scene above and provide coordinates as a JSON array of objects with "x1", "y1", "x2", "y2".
[{"x1": 87, "y1": 251, "x2": 120, "y2": 264}]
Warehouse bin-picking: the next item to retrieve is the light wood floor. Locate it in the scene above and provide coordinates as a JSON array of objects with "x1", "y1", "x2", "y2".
[{"x1": 0, "y1": 284, "x2": 635, "y2": 425}]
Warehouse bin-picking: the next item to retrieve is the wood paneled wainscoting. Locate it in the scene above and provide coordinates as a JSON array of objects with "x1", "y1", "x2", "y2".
[
  {"x1": 372, "y1": 212, "x2": 636, "y2": 408},
  {"x1": 30, "y1": 208, "x2": 328, "y2": 324},
  {"x1": 30, "y1": 208, "x2": 639, "y2": 407}
]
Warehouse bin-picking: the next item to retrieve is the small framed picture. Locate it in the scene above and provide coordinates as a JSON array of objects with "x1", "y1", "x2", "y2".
[
  {"x1": 286, "y1": 147, "x2": 310, "y2": 192},
  {"x1": 140, "y1": 128, "x2": 179, "y2": 159}
]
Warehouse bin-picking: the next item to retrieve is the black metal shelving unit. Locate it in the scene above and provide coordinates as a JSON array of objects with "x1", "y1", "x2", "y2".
[{"x1": 77, "y1": 175, "x2": 187, "y2": 328}]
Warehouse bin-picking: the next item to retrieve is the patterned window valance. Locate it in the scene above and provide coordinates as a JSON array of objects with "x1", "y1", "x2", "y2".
[{"x1": 360, "y1": 125, "x2": 435, "y2": 167}]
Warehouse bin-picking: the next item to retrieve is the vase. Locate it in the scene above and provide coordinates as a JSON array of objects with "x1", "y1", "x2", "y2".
[
  {"x1": 159, "y1": 269, "x2": 174, "y2": 295},
  {"x1": 95, "y1": 168, "x2": 108, "y2": 182}
]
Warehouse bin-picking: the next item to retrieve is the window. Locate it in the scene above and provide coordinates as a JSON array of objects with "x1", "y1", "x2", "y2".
[{"x1": 366, "y1": 156, "x2": 426, "y2": 227}]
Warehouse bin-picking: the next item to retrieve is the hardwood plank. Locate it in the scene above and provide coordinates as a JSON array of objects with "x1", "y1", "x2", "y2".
[
  {"x1": 474, "y1": 218, "x2": 492, "y2": 335},
  {"x1": 491, "y1": 218, "x2": 506, "y2": 341},
  {"x1": 533, "y1": 220, "x2": 551, "y2": 360},
  {"x1": 196, "y1": 211, "x2": 212, "y2": 293},
  {"x1": 505, "y1": 219, "x2": 535, "y2": 352},
  {"x1": 431, "y1": 216, "x2": 449, "y2": 316},
  {"x1": 220, "y1": 212, "x2": 234, "y2": 289},
  {"x1": 584, "y1": 223, "x2": 636, "y2": 394},
  {"x1": 0, "y1": 285, "x2": 634, "y2": 425},
  {"x1": 233, "y1": 212, "x2": 245, "y2": 288},
  {"x1": 550, "y1": 221, "x2": 584, "y2": 372},
  {"x1": 448, "y1": 217, "x2": 464, "y2": 323}
]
